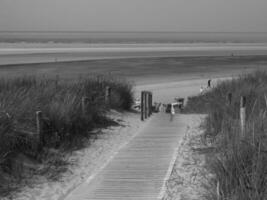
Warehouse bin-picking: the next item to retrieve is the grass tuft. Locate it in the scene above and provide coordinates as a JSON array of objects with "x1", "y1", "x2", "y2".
[
  {"x1": 0, "y1": 74, "x2": 134, "y2": 197},
  {"x1": 185, "y1": 70, "x2": 267, "y2": 200}
]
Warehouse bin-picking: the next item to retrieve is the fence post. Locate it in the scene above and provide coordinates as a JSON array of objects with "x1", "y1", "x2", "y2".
[
  {"x1": 105, "y1": 86, "x2": 111, "y2": 105},
  {"x1": 150, "y1": 92, "x2": 153, "y2": 115},
  {"x1": 147, "y1": 92, "x2": 150, "y2": 117},
  {"x1": 228, "y1": 93, "x2": 232, "y2": 105},
  {"x1": 151, "y1": 92, "x2": 153, "y2": 115},
  {"x1": 36, "y1": 111, "x2": 44, "y2": 147},
  {"x1": 217, "y1": 181, "x2": 220, "y2": 200},
  {"x1": 141, "y1": 91, "x2": 145, "y2": 121},
  {"x1": 149, "y1": 92, "x2": 152, "y2": 116},
  {"x1": 141, "y1": 91, "x2": 152, "y2": 120},
  {"x1": 144, "y1": 92, "x2": 147, "y2": 119},
  {"x1": 145, "y1": 92, "x2": 149, "y2": 119},
  {"x1": 240, "y1": 96, "x2": 246, "y2": 136}
]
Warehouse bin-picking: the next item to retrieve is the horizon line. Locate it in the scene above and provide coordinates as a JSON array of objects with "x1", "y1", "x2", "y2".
[{"x1": 1, "y1": 30, "x2": 267, "y2": 34}]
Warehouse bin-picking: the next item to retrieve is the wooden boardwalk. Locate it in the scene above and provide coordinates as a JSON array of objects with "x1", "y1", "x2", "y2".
[{"x1": 65, "y1": 113, "x2": 191, "y2": 200}]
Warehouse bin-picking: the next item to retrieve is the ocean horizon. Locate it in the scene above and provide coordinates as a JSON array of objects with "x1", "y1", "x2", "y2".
[
  {"x1": 1, "y1": 31, "x2": 267, "y2": 65},
  {"x1": 1, "y1": 31, "x2": 267, "y2": 44}
]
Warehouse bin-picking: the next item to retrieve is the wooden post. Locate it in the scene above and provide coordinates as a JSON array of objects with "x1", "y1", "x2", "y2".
[
  {"x1": 144, "y1": 92, "x2": 147, "y2": 119},
  {"x1": 82, "y1": 97, "x2": 89, "y2": 115},
  {"x1": 148, "y1": 93, "x2": 150, "y2": 117},
  {"x1": 150, "y1": 92, "x2": 153, "y2": 115},
  {"x1": 105, "y1": 86, "x2": 111, "y2": 105},
  {"x1": 141, "y1": 91, "x2": 152, "y2": 120},
  {"x1": 36, "y1": 111, "x2": 44, "y2": 147},
  {"x1": 217, "y1": 181, "x2": 220, "y2": 200},
  {"x1": 149, "y1": 92, "x2": 152, "y2": 116},
  {"x1": 228, "y1": 93, "x2": 232, "y2": 105},
  {"x1": 145, "y1": 92, "x2": 149, "y2": 119},
  {"x1": 240, "y1": 96, "x2": 246, "y2": 136},
  {"x1": 141, "y1": 91, "x2": 145, "y2": 121},
  {"x1": 147, "y1": 92, "x2": 150, "y2": 117}
]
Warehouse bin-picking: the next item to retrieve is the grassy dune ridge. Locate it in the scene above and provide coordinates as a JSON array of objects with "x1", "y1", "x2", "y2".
[
  {"x1": 186, "y1": 71, "x2": 267, "y2": 200},
  {"x1": 0, "y1": 74, "x2": 134, "y2": 196}
]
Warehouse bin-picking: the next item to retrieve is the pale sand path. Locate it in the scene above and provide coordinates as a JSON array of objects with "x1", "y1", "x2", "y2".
[{"x1": 64, "y1": 113, "x2": 197, "y2": 200}]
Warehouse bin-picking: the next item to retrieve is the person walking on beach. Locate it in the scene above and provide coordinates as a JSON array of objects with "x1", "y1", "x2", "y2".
[
  {"x1": 200, "y1": 86, "x2": 204, "y2": 94},
  {"x1": 170, "y1": 104, "x2": 175, "y2": 121},
  {"x1": 208, "y1": 79, "x2": 212, "y2": 88}
]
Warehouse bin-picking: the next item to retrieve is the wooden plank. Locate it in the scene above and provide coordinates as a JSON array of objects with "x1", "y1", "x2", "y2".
[{"x1": 65, "y1": 114, "x2": 191, "y2": 200}]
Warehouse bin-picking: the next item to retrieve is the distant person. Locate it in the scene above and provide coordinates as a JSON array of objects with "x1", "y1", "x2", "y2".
[
  {"x1": 208, "y1": 79, "x2": 211, "y2": 88},
  {"x1": 170, "y1": 104, "x2": 175, "y2": 121},
  {"x1": 200, "y1": 86, "x2": 204, "y2": 94}
]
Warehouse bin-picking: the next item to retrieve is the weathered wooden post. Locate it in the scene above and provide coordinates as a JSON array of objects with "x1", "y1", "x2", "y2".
[
  {"x1": 240, "y1": 96, "x2": 246, "y2": 136},
  {"x1": 151, "y1": 92, "x2": 153, "y2": 114},
  {"x1": 147, "y1": 92, "x2": 150, "y2": 117},
  {"x1": 228, "y1": 93, "x2": 232, "y2": 105},
  {"x1": 36, "y1": 111, "x2": 44, "y2": 147},
  {"x1": 144, "y1": 92, "x2": 147, "y2": 119},
  {"x1": 105, "y1": 86, "x2": 111, "y2": 105},
  {"x1": 141, "y1": 91, "x2": 145, "y2": 121},
  {"x1": 149, "y1": 92, "x2": 153, "y2": 116},
  {"x1": 217, "y1": 181, "x2": 220, "y2": 200},
  {"x1": 148, "y1": 92, "x2": 151, "y2": 116},
  {"x1": 145, "y1": 92, "x2": 149, "y2": 119},
  {"x1": 141, "y1": 91, "x2": 152, "y2": 120}
]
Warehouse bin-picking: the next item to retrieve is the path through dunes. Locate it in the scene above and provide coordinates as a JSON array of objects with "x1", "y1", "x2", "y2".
[{"x1": 64, "y1": 113, "x2": 195, "y2": 200}]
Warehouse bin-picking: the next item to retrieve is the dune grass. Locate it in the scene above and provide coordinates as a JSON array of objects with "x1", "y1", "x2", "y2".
[
  {"x1": 185, "y1": 71, "x2": 267, "y2": 200},
  {"x1": 0, "y1": 74, "x2": 134, "y2": 197}
]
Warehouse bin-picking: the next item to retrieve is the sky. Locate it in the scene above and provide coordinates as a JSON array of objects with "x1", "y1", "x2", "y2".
[{"x1": 1, "y1": 0, "x2": 267, "y2": 32}]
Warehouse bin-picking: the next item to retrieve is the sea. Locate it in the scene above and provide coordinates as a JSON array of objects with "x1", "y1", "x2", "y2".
[
  {"x1": 1, "y1": 31, "x2": 267, "y2": 43},
  {"x1": 1, "y1": 31, "x2": 267, "y2": 65}
]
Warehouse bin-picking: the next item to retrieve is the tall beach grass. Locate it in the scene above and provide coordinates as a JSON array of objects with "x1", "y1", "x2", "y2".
[
  {"x1": 186, "y1": 71, "x2": 267, "y2": 200},
  {"x1": 0, "y1": 74, "x2": 134, "y2": 196}
]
